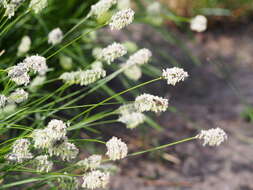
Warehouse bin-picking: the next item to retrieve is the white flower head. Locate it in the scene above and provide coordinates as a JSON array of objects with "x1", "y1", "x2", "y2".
[
  {"x1": 24, "y1": 55, "x2": 48, "y2": 75},
  {"x1": 82, "y1": 170, "x2": 110, "y2": 189},
  {"x1": 48, "y1": 28, "x2": 63, "y2": 45},
  {"x1": 162, "y1": 67, "x2": 189, "y2": 86},
  {"x1": 0, "y1": 95, "x2": 7, "y2": 108},
  {"x1": 190, "y1": 15, "x2": 207, "y2": 32},
  {"x1": 109, "y1": 8, "x2": 135, "y2": 30},
  {"x1": 8, "y1": 62, "x2": 30, "y2": 85},
  {"x1": 34, "y1": 155, "x2": 53, "y2": 172},
  {"x1": 6, "y1": 139, "x2": 33, "y2": 163},
  {"x1": 118, "y1": 112, "x2": 145, "y2": 129},
  {"x1": 90, "y1": 0, "x2": 117, "y2": 18},
  {"x1": 123, "y1": 64, "x2": 142, "y2": 81},
  {"x1": 48, "y1": 141, "x2": 79, "y2": 161},
  {"x1": 11, "y1": 73, "x2": 30, "y2": 86},
  {"x1": 196, "y1": 128, "x2": 228, "y2": 146},
  {"x1": 135, "y1": 93, "x2": 168, "y2": 113},
  {"x1": 46, "y1": 119, "x2": 67, "y2": 141},
  {"x1": 18, "y1": 36, "x2": 31, "y2": 56},
  {"x1": 8, "y1": 88, "x2": 28, "y2": 104},
  {"x1": 125, "y1": 48, "x2": 152, "y2": 66},
  {"x1": 77, "y1": 155, "x2": 102, "y2": 170},
  {"x1": 4, "y1": 3, "x2": 15, "y2": 18},
  {"x1": 29, "y1": 0, "x2": 48, "y2": 14},
  {"x1": 60, "y1": 68, "x2": 106, "y2": 86},
  {"x1": 106, "y1": 136, "x2": 128, "y2": 160},
  {"x1": 100, "y1": 42, "x2": 127, "y2": 64},
  {"x1": 32, "y1": 129, "x2": 53, "y2": 149}
]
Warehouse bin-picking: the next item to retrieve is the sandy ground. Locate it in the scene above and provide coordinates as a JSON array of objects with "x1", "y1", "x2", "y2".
[{"x1": 107, "y1": 23, "x2": 253, "y2": 190}]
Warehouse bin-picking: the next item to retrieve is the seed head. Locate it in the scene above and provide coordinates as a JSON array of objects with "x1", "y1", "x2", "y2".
[
  {"x1": 162, "y1": 67, "x2": 188, "y2": 86},
  {"x1": 106, "y1": 136, "x2": 128, "y2": 160},
  {"x1": 125, "y1": 48, "x2": 152, "y2": 66},
  {"x1": 196, "y1": 128, "x2": 228, "y2": 146},
  {"x1": 82, "y1": 170, "x2": 110, "y2": 189},
  {"x1": 8, "y1": 88, "x2": 28, "y2": 104},
  {"x1": 18, "y1": 36, "x2": 31, "y2": 56},
  {"x1": 100, "y1": 42, "x2": 127, "y2": 64},
  {"x1": 190, "y1": 15, "x2": 207, "y2": 32},
  {"x1": 34, "y1": 155, "x2": 53, "y2": 172},
  {"x1": 48, "y1": 28, "x2": 63, "y2": 45},
  {"x1": 135, "y1": 93, "x2": 168, "y2": 113},
  {"x1": 24, "y1": 55, "x2": 48, "y2": 75},
  {"x1": 109, "y1": 8, "x2": 134, "y2": 30},
  {"x1": 90, "y1": 0, "x2": 117, "y2": 17},
  {"x1": 29, "y1": 0, "x2": 48, "y2": 14}
]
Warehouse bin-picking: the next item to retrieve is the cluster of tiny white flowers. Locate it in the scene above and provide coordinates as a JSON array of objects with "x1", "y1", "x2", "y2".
[
  {"x1": 48, "y1": 28, "x2": 63, "y2": 45},
  {"x1": 125, "y1": 48, "x2": 152, "y2": 66},
  {"x1": 29, "y1": 0, "x2": 48, "y2": 14},
  {"x1": 106, "y1": 136, "x2": 128, "y2": 160},
  {"x1": 34, "y1": 155, "x2": 53, "y2": 172},
  {"x1": 90, "y1": 0, "x2": 117, "y2": 18},
  {"x1": 47, "y1": 119, "x2": 67, "y2": 140},
  {"x1": 48, "y1": 141, "x2": 79, "y2": 161},
  {"x1": 196, "y1": 128, "x2": 228, "y2": 146},
  {"x1": 18, "y1": 36, "x2": 31, "y2": 56},
  {"x1": 32, "y1": 119, "x2": 79, "y2": 161},
  {"x1": 8, "y1": 88, "x2": 28, "y2": 104},
  {"x1": 135, "y1": 93, "x2": 168, "y2": 113},
  {"x1": 77, "y1": 155, "x2": 102, "y2": 170},
  {"x1": 82, "y1": 170, "x2": 110, "y2": 189},
  {"x1": 2, "y1": 0, "x2": 25, "y2": 18},
  {"x1": 8, "y1": 63, "x2": 30, "y2": 86},
  {"x1": 8, "y1": 55, "x2": 48, "y2": 86},
  {"x1": 24, "y1": 55, "x2": 48, "y2": 75},
  {"x1": 6, "y1": 139, "x2": 33, "y2": 163},
  {"x1": 33, "y1": 119, "x2": 67, "y2": 148},
  {"x1": 190, "y1": 15, "x2": 207, "y2": 32},
  {"x1": 162, "y1": 67, "x2": 189, "y2": 86},
  {"x1": 118, "y1": 112, "x2": 145, "y2": 129},
  {"x1": 100, "y1": 42, "x2": 127, "y2": 64},
  {"x1": 0, "y1": 95, "x2": 7, "y2": 108},
  {"x1": 60, "y1": 68, "x2": 106, "y2": 86},
  {"x1": 33, "y1": 129, "x2": 52, "y2": 149},
  {"x1": 109, "y1": 8, "x2": 135, "y2": 30}
]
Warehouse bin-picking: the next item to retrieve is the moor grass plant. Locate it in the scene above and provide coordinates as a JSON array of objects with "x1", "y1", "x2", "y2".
[{"x1": 0, "y1": 0, "x2": 227, "y2": 189}]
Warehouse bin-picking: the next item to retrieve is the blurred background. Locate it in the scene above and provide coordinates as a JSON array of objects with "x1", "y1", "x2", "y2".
[{"x1": 106, "y1": 0, "x2": 253, "y2": 189}]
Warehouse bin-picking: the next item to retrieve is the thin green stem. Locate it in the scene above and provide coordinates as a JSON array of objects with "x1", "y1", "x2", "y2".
[
  {"x1": 70, "y1": 77, "x2": 162, "y2": 122},
  {"x1": 46, "y1": 24, "x2": 106, "y2": 60},
  {"x1": 129, "y1": 136, "x2": 197, "y2": 157}
]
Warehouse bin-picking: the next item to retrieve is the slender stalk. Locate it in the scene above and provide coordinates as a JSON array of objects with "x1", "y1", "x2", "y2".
[
  {"x1": 70, "y1": 77, "x2": 162, "y2": 122},
  {"x1": 128, "y1": 136, "x2": 197, "y2": 157}
]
